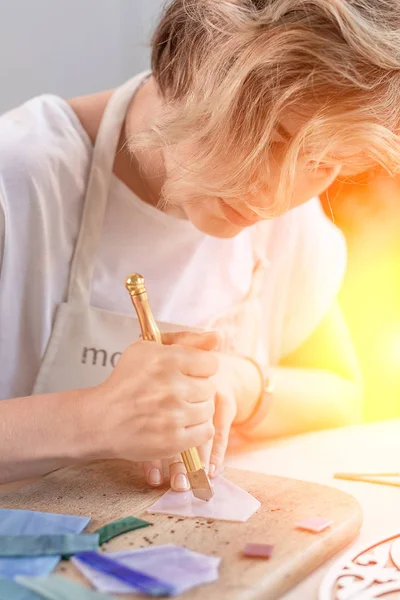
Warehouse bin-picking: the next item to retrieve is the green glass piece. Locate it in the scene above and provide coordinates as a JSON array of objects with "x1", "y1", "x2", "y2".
[
  {"x1": 94, "y1": 516, "x2": 150, "y2": 545},
  {"x1": 0, "y1": 576, "x2": 43, "y2": 600},
  {"x1": 16, "y1": 575, "x2": 117, "y2": 600},
  {"x1": 0, "y1": 534, "x2": 99, "y2": 558}
]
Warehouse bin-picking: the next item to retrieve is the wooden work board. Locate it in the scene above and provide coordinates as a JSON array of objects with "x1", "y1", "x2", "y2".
[{"x1": 0, "y1": 461, "x2": 362, "y2": 599}]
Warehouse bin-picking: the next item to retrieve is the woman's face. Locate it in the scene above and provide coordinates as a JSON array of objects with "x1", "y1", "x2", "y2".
[
  {"x1": 162, "y1": 128, "x2": 342, "y2": 239},
  {"x1": 131, "y1": 79, "x2": 342, "y2": 238}
]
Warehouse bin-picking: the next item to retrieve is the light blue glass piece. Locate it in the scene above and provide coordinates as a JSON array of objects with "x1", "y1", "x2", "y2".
[{"x1": 0, "y1": 509, "x2": 90, "y2": 578}]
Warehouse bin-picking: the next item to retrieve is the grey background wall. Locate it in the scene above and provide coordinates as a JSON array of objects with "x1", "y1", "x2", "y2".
[{"x1": 0, "y1": 0, "x2": 163, "y2": 114}]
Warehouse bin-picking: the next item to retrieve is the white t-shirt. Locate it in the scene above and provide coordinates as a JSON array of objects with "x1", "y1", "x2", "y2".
[{"x1": 0, "y1": 95, "x2": 346, "y2": 400}]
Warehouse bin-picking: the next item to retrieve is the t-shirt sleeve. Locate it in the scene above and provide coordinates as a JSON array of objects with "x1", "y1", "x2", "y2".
[{"x1": 263, "y1": 198, "x2": 347, "y2": 364}]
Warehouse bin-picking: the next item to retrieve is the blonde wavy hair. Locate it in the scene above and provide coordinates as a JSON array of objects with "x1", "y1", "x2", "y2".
[{"x1": 133, "y1": 0, "x2": 400, "y2": 215}]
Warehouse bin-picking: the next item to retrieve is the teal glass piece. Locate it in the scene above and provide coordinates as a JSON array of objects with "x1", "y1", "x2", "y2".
[
  {"x1": 0, "y1": 534, "x2": 99, "y2": 557},
  {"x1": 16, "y1": 575, "x2": 117, "y2": 600},
  {"x1": 94, "y1": 517, "x2": 150, "y2": 545},
  {"x1": 0, "y1": 576, "x2": 43, "y2": 600}
]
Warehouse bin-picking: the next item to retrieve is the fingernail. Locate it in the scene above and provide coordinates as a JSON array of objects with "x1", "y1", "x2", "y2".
[
  {"x1": 174, "y1": 473, "x2": 189, "y2": 491},
  {"x1": 149, "y1": 468, "x2": 162, "y2": 486},
  {"x1": 209, "y1": 464, "x2": 216, "y2": 477}
]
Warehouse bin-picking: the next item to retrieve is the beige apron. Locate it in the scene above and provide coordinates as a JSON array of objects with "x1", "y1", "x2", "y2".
[{"x1": 33, "y1": 74, "x2": 269, "y2": 396}]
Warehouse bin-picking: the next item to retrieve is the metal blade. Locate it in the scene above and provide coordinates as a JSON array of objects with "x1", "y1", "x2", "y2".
[{"x1": 187, "y1": 467, "x2": 214, "y2": 502}]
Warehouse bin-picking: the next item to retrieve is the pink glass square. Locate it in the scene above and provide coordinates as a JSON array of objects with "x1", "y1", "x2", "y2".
[
  {"x1": 296, "y1": 516, "x2": 332, "y2": 533},
  {"x1": 243, "y1": 543, "x2": 274, "y2": 559}
]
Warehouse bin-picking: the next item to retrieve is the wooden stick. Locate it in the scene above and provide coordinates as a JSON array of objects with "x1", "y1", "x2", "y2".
[{"x1": 334, "y1": 472, "x2": 400, "y2": 488}]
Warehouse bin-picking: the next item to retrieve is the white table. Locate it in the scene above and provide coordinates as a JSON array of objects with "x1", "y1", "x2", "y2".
[{"x1": 226, "y1": 419, "x2": 400, "y2": 599}]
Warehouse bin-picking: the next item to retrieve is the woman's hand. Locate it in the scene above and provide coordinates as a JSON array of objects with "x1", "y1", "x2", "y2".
[
  {"x1": 208, "y1": 354, "x2": 262, "y2": 476},
  {"x1": 142, "y1": 351, "x2": 263, "y2": 491},
  {"x1": 90, "y1": 331, "x2": 219, "y2": 463}
]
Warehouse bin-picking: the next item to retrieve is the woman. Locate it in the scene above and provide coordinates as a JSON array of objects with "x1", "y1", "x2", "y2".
[{"x1": 2, "y1": 0, "x2": 397, "y2": 492}]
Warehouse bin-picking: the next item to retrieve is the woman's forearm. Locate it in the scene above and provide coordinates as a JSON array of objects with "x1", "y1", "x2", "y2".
[
  {"x1": 0, "y1": 390, "x2": 100, "y2": 484},
  {"x1": 240, "y1": 366, "x2": 363, "y2": 440}
]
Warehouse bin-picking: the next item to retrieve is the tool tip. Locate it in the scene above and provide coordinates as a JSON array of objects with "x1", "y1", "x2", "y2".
[
  {"x1": 186, "y1": 466, "x2": 214, "y2": 502},
  {"x1": 192, "y1": 487, "x2": 214, "y2": 502}
]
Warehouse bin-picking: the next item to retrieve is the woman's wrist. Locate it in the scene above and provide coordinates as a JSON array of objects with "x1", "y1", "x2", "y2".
[
  {"x1": 70, "y1": 386, "x2": 111, "y2": 462},
  {"x1": 227, "y1": 355, "x2": 264, "y2": 425},
  {"x1": 234, "y1": 358, "x2": 274, "y2": 432}
]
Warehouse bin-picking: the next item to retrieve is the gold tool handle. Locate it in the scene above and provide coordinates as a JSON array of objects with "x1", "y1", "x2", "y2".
[
  {"x1": 125, "y1": 273, "x2": 203, "y2": 474},
  {"x1": 126, "y1": 277, "x2": 162, "y2": 344}
]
